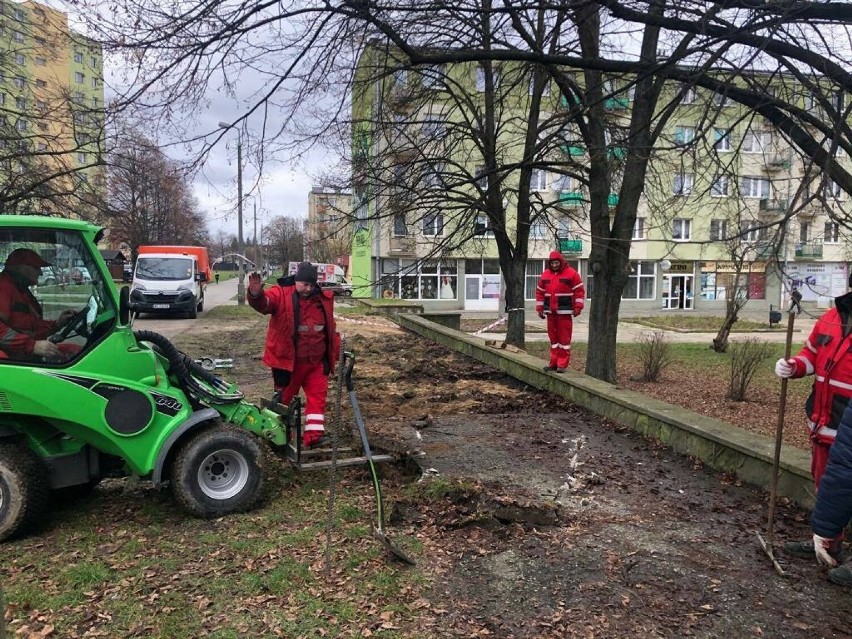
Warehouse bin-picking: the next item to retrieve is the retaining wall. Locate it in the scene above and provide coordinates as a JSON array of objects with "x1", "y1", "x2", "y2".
[{"x1": 396, "y1": 314, "x2": 815, "y2": 508}]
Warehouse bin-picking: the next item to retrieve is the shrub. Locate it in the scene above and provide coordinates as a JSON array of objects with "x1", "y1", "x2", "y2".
[
  {"x1": 728, "y1": 337, "x2": 772, "y2": 401},
  {"x1": 637, "y1": 330, "x2": 672, "y2": 382}
]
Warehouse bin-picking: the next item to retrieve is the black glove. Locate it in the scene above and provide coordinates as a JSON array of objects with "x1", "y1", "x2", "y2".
[{"x1": 272, "y1": 369, "x2": 291, "y2": 389}]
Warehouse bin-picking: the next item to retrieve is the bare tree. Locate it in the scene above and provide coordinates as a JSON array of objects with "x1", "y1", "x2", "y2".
[
  {"x1": 73, "y1": 0, "x2": 852, "y2": 382},
  {"x1": 265, "y1": 215, "x2": 305, "y2": 267}
]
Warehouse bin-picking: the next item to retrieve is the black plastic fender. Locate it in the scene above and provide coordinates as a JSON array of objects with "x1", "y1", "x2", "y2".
[{"x1": 151, "y1": 408, "x2": 219, "y2": 486}]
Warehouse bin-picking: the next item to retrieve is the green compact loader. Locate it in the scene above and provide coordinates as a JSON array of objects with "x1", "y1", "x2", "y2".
[{"x1": 0, "y1": 216, "x2": 341, "y2": 541}]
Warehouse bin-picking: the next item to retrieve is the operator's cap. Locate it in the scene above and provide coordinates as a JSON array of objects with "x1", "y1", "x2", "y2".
[
  {"x1": 294, "y1": 261, "x2": 318, "y2": 284},
  {"x1": 5, "y1": 248, "x2": 50, "y2": 268}
]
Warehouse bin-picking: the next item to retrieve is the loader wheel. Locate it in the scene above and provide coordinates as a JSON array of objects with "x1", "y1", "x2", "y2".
[
  {"x1": 170, "y1": 424, "x2": 264, "y2": 518},
  {"x1": 0, "y1": 443, "x2": 49, "y2": 542}
]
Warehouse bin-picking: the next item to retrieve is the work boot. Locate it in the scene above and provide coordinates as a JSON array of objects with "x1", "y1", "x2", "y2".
[
  {"x1": 556, "y1": 367, "x2": 567, "y2": 373},
  {"x1": 302, "y1": 430, "x2": 325, "y2": 449},
  {"x1": 543, "y1": 365, "x2": 558, "y2": 372},
  {"x1": 783, "y1": 539, "x2": 844, "y2": 563},
  {"x1": 828, "y1": 561, "x2": 852, "y2": 586}
]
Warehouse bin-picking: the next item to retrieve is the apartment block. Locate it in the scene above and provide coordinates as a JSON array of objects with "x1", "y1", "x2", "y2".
[
  {"x1": 305, "y1": 187, "x2": 353, "y2": 262},
  {"x1": 0, "y1": 0, "x2": 105, "y2": 216},
  {"x1": 351, "y1": 46, "x2": 851, "y2": 312}
]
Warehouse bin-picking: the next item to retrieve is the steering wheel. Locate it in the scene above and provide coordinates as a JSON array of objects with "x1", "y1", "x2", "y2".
[{"x1": 49, "y1": 307, "x2": 90, "y2": 343}]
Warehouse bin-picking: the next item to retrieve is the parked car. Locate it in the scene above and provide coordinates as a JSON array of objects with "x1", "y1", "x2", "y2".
[
  {"x1": 37, "y1": 266, "x2": 63, "y2": 286},
  {"x1": 68, "y1": 266, "x2": 92, "y2": 285},
  {"x1": 318, "y1": 281, "x2": 345, "y2": 296}
]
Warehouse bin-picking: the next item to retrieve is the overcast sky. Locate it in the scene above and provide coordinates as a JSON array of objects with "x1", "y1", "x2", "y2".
[{"x1": 52, "y1": 0, "x2": 335, "y2": 239}]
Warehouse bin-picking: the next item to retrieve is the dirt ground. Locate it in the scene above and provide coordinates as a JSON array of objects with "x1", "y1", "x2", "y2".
[{"x1": 176, "y1": 311, "x2": 850, "y2": 638}]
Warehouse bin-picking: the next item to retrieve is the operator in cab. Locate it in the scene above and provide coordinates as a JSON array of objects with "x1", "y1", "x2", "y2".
[{"x1": 0, "y1": 248, "x2": 76, "y2": 361}]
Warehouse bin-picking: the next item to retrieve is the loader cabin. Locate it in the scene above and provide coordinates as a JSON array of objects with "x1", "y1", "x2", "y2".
[{"x1": 0, "y1": 218, "x2": 117, "y2": 365}]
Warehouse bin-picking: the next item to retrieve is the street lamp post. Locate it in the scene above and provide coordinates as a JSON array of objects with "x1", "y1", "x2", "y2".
[{"x1": 219, "y1": 122, "x2": 246, "y2": 305}]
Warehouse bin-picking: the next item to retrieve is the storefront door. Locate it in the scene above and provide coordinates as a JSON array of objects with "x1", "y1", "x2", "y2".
[
  {"x1": 662, "y1": 275, "x2": 694, "y2": 310},
  {"x1": 464, "y1": 274, "x2": 501, "y2": 311}
]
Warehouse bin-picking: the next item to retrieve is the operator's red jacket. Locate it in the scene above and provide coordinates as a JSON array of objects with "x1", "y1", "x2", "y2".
[
  {"x1": 535, "y1": 251, "x2": 585, "y2": 317},
  {"x1": 787, "y1": 292, "x2": 852, "y2": 445},
  {"x1": 0, "y1": 270, "x2": 57, "y2": 357},
  {"x1": 247, "y1": 276, "x2": 340, "y2": 374}
]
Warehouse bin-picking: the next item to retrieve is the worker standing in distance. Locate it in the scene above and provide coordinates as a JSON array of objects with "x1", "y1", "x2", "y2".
[
  {"x1": 536, "y1": 250, "x2": 585, "y2": 373},
  {"x1": 247, "y1": 262, "x2": 340, "y2": 448}
]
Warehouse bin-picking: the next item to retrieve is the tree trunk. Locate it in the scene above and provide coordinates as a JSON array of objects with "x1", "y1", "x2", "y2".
[
  {"x1": 585, "y1": 262, "x2": 629, "y2": 383},
  {"x1": 504, "y1": 257, "x2": 527, "y2": 348},
  {"x1": 712, "y1": 301, "x2": 739, "y2": 352}
]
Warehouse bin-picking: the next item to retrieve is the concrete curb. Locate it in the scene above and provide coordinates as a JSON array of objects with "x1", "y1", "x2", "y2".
[{"x1": 396, "y1": 314, "x2": 815, "y2": 508}]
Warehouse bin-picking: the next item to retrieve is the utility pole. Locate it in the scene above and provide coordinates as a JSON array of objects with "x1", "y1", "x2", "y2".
[{"x1": 219, "y1": 121, "x2": 246, "y2": 305}]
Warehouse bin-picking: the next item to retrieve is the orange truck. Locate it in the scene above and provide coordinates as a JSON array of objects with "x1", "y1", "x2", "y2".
[{"x1": 129, "y1": 246, "x2": 212, "y2": 318}]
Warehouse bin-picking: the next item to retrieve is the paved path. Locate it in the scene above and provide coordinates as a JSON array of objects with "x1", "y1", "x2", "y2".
[{"x1": 132, "y1": 276, "x2": 240, "y2": 339}]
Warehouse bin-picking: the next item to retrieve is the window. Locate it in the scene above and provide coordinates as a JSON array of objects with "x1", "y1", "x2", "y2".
[
  {"x1": 13, "y1": 76, "x2": 24, "y2": 89},
  {"x1": 77, "y1": 152, "x2": 86, "y2": 163},
  {"x1": 525, "y1": 260, "x2": 544, "y2": 299},
  {"x1": 35, "y1": 56, "x2": 46, "y2": 66},
  {"x1": 632, "y1": 217, "x2": 646, "y2": 240},
  {"x1": 799, "y1": 221, "x2": 810, "y2": 244},
  {"x1": 672, "y1": 218, "x2": 691, "y2": 241},
  {"x1": 75, "y1": 72, "x2": 84, "y2": 84},
  {"x1": 422, "y1": 163, "x2": 444, "y2": 189},
  {"x1": 74, "y1": 52, "x2": 84, "y2": 63},
  {"x1": 714, "y1": 128, "x2": 731, "y2": 152},
  {"x1": 679, "y1": 83, "x2": 696, "y2": 104},
  {"x1": 12, "y1": 31, "x2": 23, "y2": 42},
  {"x1": 674, "y1": 126, "x2": 695, "y2": 146},
  {"x1": 391, "y1": 69, "x2": 407, "y2": 92},
  {"x1": 90, "y1": 56, "x2": 98, "y2": 67},
  {"x1": 825, "y1": 222, "x2": 840, "y2": 243},
  {"x1": 13, "y1": 8, "x2": 24, "y2": 20},
  {"x1": 14, "y1": 54, "x2": 24, "y2": 65},
  {"x1": 528, "y1": 72, "x2": 550, "y2": 97},
  {"x1": 76, "y1": 92, "x2": 85, "y2": 102},
  {"x1": 92, "y1": 97, "x2": 99, "y2": 109},
  {"x1": 16, "y1": 119, "x2": 26, "y2": 131},
  {"x1": 530, "y1": 169, "x2": 548, "y2": 192},
  {"x1": 0, "y1": 94, "x2": 5, "y2": 106},
  {"x1": 825, "y1": 180, "x2": 842, "y2": 199},
  {"x1": 710, "y1": 219, "x2": 728, "y2": 241},
  {"x1": 14, "y1": 97, "x2": 24, "y2": 110},
  {"x1": 36, "y1": 100, "x2": 45, "y2": 111},
  {"x1": 672, "y1": 173, "x2": 693, "y2": 196},
  {"x1": 713, "y1": 92, "x2": 729, "y2": 108},
  {"x1": 475, "y1": 65, "x2": 499, "y2": 92},
  {"x1": 552, "y1": 173, "x2": 571, "y2": 192},
  {"x1": 474, "y1": 214, "x2": 492, "y2": 236},
  {"x1": 393, "y1": 212, "x2": 408, "y2": 236},
  {"x1": 421, "y1": 64, "x2": 445, "y2": 89},
  {"x1": 37, "y1": 142, "x2": 47, "y2": 151},
  {"x1": 474, "y1": 165, "x2": 488, "y2": 190},
  {"x1": 381, "y1": 258, "x2": 457, "y2": 300},
  {"x1": 741, "y1": 177, "x2": 770, "y2": 199},
  {"x1": 743, "y1": 130, "x2": 770, "y2": 153},
  {"x1": 740, "y1": 220, "x2": 765, "y2": 242},
  {"x1": 622, "y1": 261, "x2": 656, "y2": 300},
  {"x1": 712, "y1": 175, "x2": 730, "y2": 197},
  {"x1": 35, "y1": 79, "x2": 46, "y2": 88},
  {"x1": 91, "y1": 77, "x2": 99, "y2": 89},
  {"x1": 530, "y1": 217, "x2": 548, "y2": 239},
  {"x1": 422, "y1": 114, "x2": 446, "y2": 138},
  {"x1": 422, "y1": 212, "x2": 444, "y2": 236}
]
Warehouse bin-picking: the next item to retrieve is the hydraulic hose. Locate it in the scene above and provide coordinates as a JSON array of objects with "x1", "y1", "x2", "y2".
[{"x1": 133, "y1": 330, "x2": 243, "y2": 404}]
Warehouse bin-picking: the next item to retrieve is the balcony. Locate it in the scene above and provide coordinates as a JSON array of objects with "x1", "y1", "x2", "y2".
[
  {"x1": 558, "y1": 191, "x2": 584, "y2": 206},
  {"x1": 753, "y1": 241, "x2": 778, "y2": 260},
  {"x1": 608, "y1": 193, "x2": 619, "y2": 207},
  {"x1": 765, "y1": 155, "x2": 791, "y2": 171},
  {"x1": 559, "y1": 93, "x2": 581, "y2": 109},
  {"x1": 389, "y1": 236, "x2": 416, "y2": 255},
  {"x1": 604, "y1": 97, "x2": 630, "y2": 111},
  {"x1": 795, "y1": 242, "x2": 823, "y2": 259},
  {"x1": 557, "y1": 236, "x2": 583, "y2": 255},
  {"x1": 560, "y1": 144, "x2": 584, "y2": 157},
  {"x1": 759, "y1": 198, "x2": 787, "y2": 213},
  {"x1": 607, "y1": 146, "x2": 626, "y2": 160}
]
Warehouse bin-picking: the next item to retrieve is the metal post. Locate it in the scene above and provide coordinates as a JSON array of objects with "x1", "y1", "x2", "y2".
[{"x1": 236, "y1": 132, "x2": 245, "y2": 305}]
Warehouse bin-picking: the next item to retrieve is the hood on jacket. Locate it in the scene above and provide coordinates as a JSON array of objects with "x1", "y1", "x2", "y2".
[{"x1": 548, "y1": 250, "x2": 567, "y2": 272}]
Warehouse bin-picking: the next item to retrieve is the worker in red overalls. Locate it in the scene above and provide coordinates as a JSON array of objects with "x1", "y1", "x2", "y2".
[
  {"x1": 535, "y1": 250, "x2": 585, "y2": 373},
  {"x1": 0, "y1": 248, "x2": 76, "y2": 361},
  {"x1": 247, "y1": 262, "x2": 340, "y2": 448}
]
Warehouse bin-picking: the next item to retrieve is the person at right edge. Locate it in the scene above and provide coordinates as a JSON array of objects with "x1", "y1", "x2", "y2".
[
  {"x1": 774, "y1": 276, "x2": 852, "y2": 567},
  {"x1": 535, "y1": 250, "x2": 585, "y2": 373},
  {"x1": 247, "y1": 262, "x2": 341, "y2": 449}
]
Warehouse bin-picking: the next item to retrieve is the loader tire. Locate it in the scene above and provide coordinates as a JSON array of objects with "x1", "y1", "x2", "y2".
[
  {"x1": 170, "y1": 423, "x2": 264, "y2": 518},
  {"x1": 0, "y1": 443, "x2": 49, "y2": 542}
]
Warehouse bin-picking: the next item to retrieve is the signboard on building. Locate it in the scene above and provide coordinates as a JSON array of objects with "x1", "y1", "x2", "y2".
[{"x1": 782, "y1": 262, "x2": 847, "y2": 303}]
